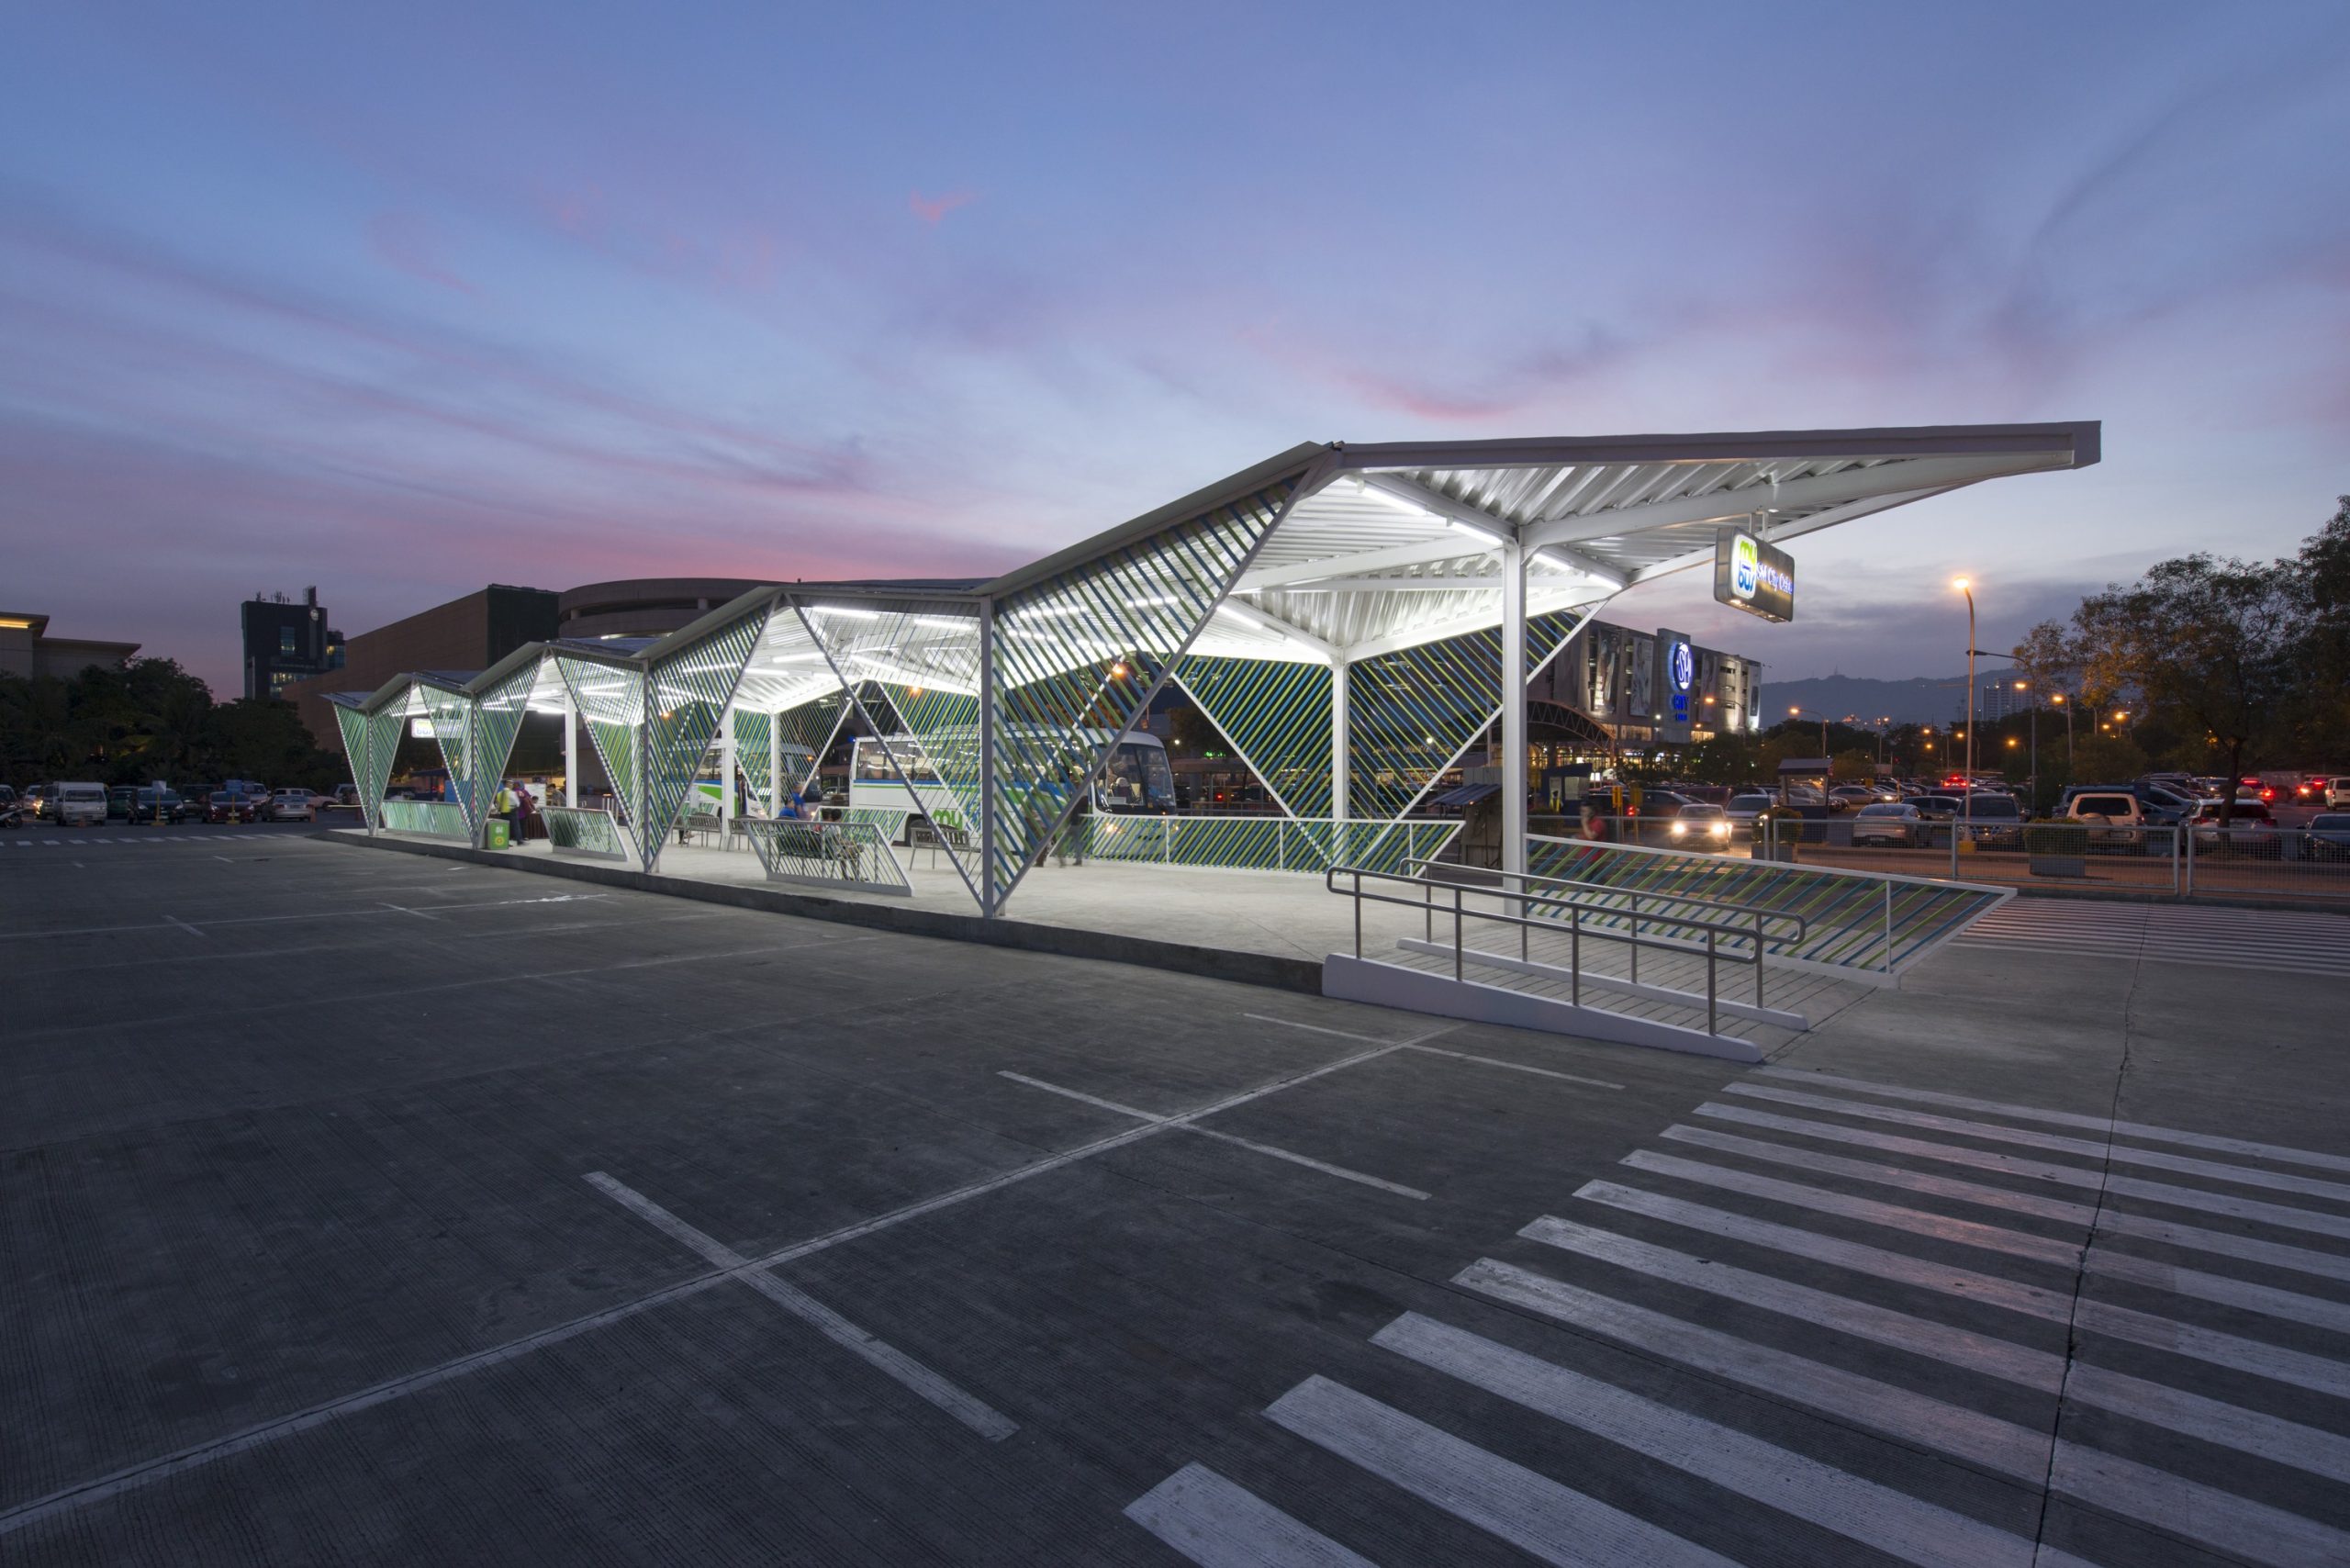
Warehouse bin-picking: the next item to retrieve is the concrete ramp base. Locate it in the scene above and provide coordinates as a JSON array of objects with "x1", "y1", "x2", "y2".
[{"x1": 1321, "y1": 954, "x2": 1764, "y2": 1063}]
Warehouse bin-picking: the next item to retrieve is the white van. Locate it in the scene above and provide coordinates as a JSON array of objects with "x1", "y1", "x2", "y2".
[{"x1": 53, "y1": 781, "x2": 107, "y2": 827}]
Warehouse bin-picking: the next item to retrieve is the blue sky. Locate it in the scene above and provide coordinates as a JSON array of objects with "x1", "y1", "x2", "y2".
[{"x1": 4, "y1": 2, "x2": 2346, "y2": 693}]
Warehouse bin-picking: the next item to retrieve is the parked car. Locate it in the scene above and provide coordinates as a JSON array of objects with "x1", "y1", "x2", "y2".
[
  {"x1": 2063, "y1": 790, "x2": 2150, "y2": 853},
  {"x1": 1955, "y1": 792, "x2": 2024, "y2": 849},
  {"x1": 2057, "y1": 782, "x2": 2194, "y2": 827},
  {"x1": 2326, "y1": 778, "x2": 2350, "y2": 810},
  {"x1": 52, "y1": 780, "x2": 108, "y2": 827},
  {"x1": 2187, "y1": 800, "x2": 2280, "y2": 857},
  {"x1": 1724, "y1": 792, "x2": 1774, "y2": 825},
  {"x1": 106, "y1": 785, "x2": 140, "y2": 820},
  {"x1": 2307, "y1": 813, "x2": 2350, "y2": 861},
  {"x1": 1827, "y1": 786, "x2": 1876, "y2": 812},
  {"x1": 1665, "y1": 802, "x2": 1735, "y2": 850},
  {"x1": 126, "y1": 786, "x2": 191, "y2": 824},
  {"x1": 22, "y1": 783, "x2": 52, "y2": 820},
  {"x1": 268, "y1": 788, "x2": 319, "y2": 823},
  {"x1": 1850, "y1": 801, "x2": 1926, "y2": 847},
  {"x1": 326, "y1": 783, "x2": 363, "y2": 811},
  {"x1": 205, "y1": 785, "x2": 268, "y2": 823}
]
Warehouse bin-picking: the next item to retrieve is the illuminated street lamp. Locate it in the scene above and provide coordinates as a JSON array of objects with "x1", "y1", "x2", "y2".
[{"x1": 1953, "y1": 578, "x2": 1976, "y2": 801}]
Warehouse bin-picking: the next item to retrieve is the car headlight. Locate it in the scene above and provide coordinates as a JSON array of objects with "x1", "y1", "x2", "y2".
[
  {"x1": 1669, "y1": 822, "x2": 1686, "y2": 836},
  {"x1": 1709, "y1": 823, "x2": 1729, "y2": 837}
]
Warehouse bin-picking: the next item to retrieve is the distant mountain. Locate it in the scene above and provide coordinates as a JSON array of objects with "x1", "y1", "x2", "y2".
[{"x1": 1762, "y1": 674, "x2": 1970, "y2": 727}]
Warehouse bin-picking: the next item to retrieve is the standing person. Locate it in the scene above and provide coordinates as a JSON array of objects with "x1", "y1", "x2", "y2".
[
  {"x1": 515, "y1": 783, "x2": 536, "y2": 842},
  {"x1": 494, "y1": 780, "x2": 519, "y2": 845}
]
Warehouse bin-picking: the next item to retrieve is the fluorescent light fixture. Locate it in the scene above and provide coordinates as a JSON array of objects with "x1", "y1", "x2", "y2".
[
  {"x1": 1125, "y1": 595, "x2": 1180, "y2": 609},
  {"x1": 1014, "y1": 604, "x2": 1084, "y2": 620},
  {"x1": 909, "y1": 614, "x2": 971, "y2": 629},
  {"x1": 772, "y1": 652, "x2": 827, "y2": 664},
  {"x1": 811, "y1": 605, "x2": 880, "y2": 620},
  {"x1": 1214, "y1": 603, "x2": 1264, "y2": 631}
]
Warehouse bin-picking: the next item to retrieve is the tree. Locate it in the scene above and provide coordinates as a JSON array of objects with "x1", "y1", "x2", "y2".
[{"x1": 2073, "y1": 554, "x2": 2298, "y2": 822}]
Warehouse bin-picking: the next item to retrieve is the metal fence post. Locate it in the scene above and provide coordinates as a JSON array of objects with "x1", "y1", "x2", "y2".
[
  {"x1": 1571, "y1": 907, "x2": 1581, "y2": 1005},
  {"x1": 1883, "y1": 880, "x2": 1895, "y2": 974},
  {"x1": 2169, "y1": 826, "x2": 2180, "y2": 896},
  {"x1": 1454, "y1": 886, "x2": 1464, "y2": 981},
  {"x1": 1706, "y1": 928, "x2": 1718, "y2": 1036},
  {"x1": 2183, "y1": 824, "x2": 2194, "y2": 898}
]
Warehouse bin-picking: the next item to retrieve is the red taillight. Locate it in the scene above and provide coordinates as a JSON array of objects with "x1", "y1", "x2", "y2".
[{"x1": 2260, "y1": 788, "x2": 2277, "y2": 802}]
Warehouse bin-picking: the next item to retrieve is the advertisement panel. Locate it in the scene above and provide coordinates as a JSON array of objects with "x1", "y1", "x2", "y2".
[
  {"x1": 1654, "y1": 628, "x2": 1694, "y2": 745},
  {"x1": 1713, "y1": 527, "x2": 1796, "y2": 622}
]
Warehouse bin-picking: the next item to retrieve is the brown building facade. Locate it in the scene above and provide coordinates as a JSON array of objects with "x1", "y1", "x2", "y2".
[{"x1": 286, "y1": 585, "x2": 559, "y2": 753}]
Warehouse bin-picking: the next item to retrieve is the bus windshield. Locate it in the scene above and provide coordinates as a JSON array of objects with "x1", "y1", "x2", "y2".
[{"x1": 1096, "y1": 739, "x2": 1176, "y2": 813}]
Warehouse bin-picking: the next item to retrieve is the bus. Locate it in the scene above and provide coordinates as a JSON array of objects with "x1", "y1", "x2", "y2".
[
  {"x1": 690, "y1": 740, "x2": 817, "y2": 812},
  {"x1": 848, "y1": 729, "x2": 1175, "y2": 829}
]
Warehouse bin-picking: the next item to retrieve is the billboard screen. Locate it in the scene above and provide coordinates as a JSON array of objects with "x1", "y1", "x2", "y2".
[
  {"x1": 1713, "y1": 527, "x2": 1796, "y2": 622},
  {"x1": 1654, "y1": 628, "x2": 1694, "y2": 745}
]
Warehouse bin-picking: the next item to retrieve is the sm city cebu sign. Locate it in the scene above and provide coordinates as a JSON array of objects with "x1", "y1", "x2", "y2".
[
  {"x1": 1654, "y1": 629, "x2": 1695, "y2": 744},
  {"x1": 1714, "y1": 526, "x2": 1796, "y2": 622}
]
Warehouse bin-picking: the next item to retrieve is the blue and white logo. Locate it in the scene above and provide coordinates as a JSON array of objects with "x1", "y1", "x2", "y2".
[
  {"x1": 1729, "y1": 532, "x2": 1761, "y2": 600},
  {"x1": 1670, "y1": 640, "x2": 1694, "y2": 693}
]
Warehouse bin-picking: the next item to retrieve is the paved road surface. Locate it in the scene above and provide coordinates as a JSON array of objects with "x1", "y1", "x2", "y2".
[
  {"x1": 1953, "y1": 895, "x2": 2350, "y2": 979},
  {"x1": 3, "y1": 835, "x2": 2344, "y2": 1565}
]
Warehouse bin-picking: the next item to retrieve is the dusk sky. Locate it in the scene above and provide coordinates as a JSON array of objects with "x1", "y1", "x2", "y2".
[{"x1": 5, "y1": 3, "x2": 2346, "y2": 695}]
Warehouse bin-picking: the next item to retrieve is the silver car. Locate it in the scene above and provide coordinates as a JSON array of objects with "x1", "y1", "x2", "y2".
[{"x1": 1849, "y1": 801, "x2": 1924, "y2": 847}]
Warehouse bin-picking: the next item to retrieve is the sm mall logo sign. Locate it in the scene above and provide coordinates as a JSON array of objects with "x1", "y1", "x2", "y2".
[{"x1": 1713, "y1": 527, "x2": 1796, "y2": 622}]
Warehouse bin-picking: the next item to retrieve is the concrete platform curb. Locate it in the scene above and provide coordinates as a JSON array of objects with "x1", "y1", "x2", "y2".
[{"x1": 319, "y1": 830, "x2": 1325, "y2": 995}]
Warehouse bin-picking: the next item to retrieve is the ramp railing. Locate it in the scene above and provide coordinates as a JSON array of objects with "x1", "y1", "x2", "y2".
[
  {"x1": 1326, "y1": 862, "x2": 1807, "y2": 1036},
  {"x1": 743, "y1": 817, "x2": 912, "y2": 896}
]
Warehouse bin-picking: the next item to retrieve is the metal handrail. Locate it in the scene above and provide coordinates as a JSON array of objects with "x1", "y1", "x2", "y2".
[
  {"x1": 1326, "y1": 862, "x2": 1778, "y2": 1035},
  {"x1": 1402, "y1": 857, "x2": 1809, "y2": 945}
]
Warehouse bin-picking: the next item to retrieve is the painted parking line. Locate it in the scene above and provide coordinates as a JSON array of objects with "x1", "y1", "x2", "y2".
[
  {"x1": 584, "y1": 1173, "x2": 1016, "y2": 1440},
  {"x1": 1374, "y1": 1312, "x2": 2034, "y2": 1568},
  {"x1": 1752, "y1": 1065, "x2": 2350, "y2": 1175},
  {"x1": 1693, "y1": 1101, "x2": 2350, "y2": 1243},
  {"x1": 998, "y1": 1070, "x2": 1431, "y2": 1200},
  {"x1": 1265, "y1": 1375, "x2": 1739, "y2": 1568},
  {"x1": 1124, "y1": 1463, "x2": 1381, "y2": 1567}
]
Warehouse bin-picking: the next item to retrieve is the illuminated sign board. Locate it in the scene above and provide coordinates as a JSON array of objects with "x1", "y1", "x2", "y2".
[
  {"x1": 1713, "y1": 527, "x2": 1796, "y2": 622},
  {"x1": 1654, "y1": 628, "x2": 1694, "y2": 745}
]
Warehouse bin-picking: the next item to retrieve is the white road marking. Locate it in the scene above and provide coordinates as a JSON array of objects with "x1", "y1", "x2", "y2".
[
  {"x1": 584, "y1": 1173, "x2": 1015, "y2": 1440},
  {"x1": 1575, "y1": 1183, "x2": 2350, "y2": 1400},
  {"x1": 380, "y1": 901, "x2": 439, "y2": 920},
  {"x1": 1374, "y1": 1312, "x2": 2032, "y2": 1568},
  {"x1": 2063, "y1": 1362, "x2": 2350, "y2": 1487},
  {"x1": 1694, "y1": 1102, "x2": 2350, "y2": 1242},
  {"x1": 1264, "y1": 1375, "x2": 1740, "y2": 1568},
  {"x1": 0, "y1": 892, "x2": 613, "y2": 943},
  {"x1": 1243, "y1": 1011, "x2": 1411, "y2": 1046},
  {"x1": 1124, "y1": 1463, "x2": 1380, "y2": 1567},
  {"x1": 1517, "y1": 1215, "x2": 2065, "y2": 1391},
  {"x1": 998, "y1": 1070, "x2": 1430, "y2": 1200},
  {"x1": 1404, "y1": 1044, "x2": 1623, "y2": 1090},
  {"x1": 0, "y1": 1025, "x2": 1420, "y2": 1538},
  {"x1": 162, "y1": 915, "x2": 206, "y2": 939},
  {"x1": 1660, "y1": 1123, "x2": 2350, "y2": 1284},
  {"x1": 1724, "y1": 1082, "x2": 2350, "y2": 1205},
  {"x1": 1452, "y1": 1260, "x2": 2052, "y2": 1479},
  {"x1": 1753, "y1": 1066, "x2": 2350, "y2": 1176},
  {"x1": 2049, "y1": 1439, "x2": 2350, "y2": 1567}
]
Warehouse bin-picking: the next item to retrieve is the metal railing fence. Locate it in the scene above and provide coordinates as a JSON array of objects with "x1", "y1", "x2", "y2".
[
  {"x1": 743, "y1": 817, "x2": 912, "y2": 895},
  {"x1": 543, "y1": 806, "x2": 628, "y2": 862},
  {"x1": 1080, "y1": 814, "x2": 1460, "y2": 875},
  {"x1": 381, "y1": 799, "x2": 471, "y2": 840}
]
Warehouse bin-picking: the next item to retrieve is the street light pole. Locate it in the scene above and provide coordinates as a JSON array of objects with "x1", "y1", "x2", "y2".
[{"x1": 1953, "y1": 578, "x2": 1976, "y2": 843}]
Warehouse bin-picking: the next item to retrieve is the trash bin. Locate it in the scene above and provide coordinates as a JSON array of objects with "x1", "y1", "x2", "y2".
[{"x1": 485, "y1": 820, "x2": 510, "y2": 849}]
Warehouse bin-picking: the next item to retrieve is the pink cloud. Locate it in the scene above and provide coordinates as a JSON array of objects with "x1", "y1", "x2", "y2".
[
  {"x1": 909, "y1": 188, "x2": 976, "y2": 225},
  {"x1": 367, "y1": 212, "x2": 476, "y2": 295}
]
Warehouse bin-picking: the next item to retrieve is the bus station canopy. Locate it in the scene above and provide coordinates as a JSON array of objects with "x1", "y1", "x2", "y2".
[{"x1": 327, "y1": 421, "x2": 2098, "y2": 913}]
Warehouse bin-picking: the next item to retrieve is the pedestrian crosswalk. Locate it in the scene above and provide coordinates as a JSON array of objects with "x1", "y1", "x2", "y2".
[
  {"x1": 3, "y1": 831, "x2": 272, "y2": 851},
  {"x1": 1952, "y1": 895, "x2": 2350, "y2": 978},
  {"x1": 1125, "y1": 1065, "x2": 2350, "y2": 1567}
]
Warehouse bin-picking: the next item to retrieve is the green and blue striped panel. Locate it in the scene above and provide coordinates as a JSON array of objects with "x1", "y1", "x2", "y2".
[
  {"x1": 330, "y1": 702, "x2": 375, "y2": 827},
  {"x1": 639, "y1": 608, "x2": 768, "y2": 867},
  {"x1": 416, "y1": 682, "x2": 482, "y2": 834},
  {"x1": 1171, "y1": 656, "x2": 1332, "y2": 818},
  {"x1": 730, "y1": 709, "x2": 773, "y2": 814},
  {"x1": 554, "y1": 655, "x2": 643, "y2": 858},
  {"x1": 471, "y1": 660, "x2": 541, "y2": 818},
  {"x1": 987, "y1": 477, "x2": 1296, "y2": 902},
  {"x1": 1347, "y1": 610, "x2": 1589, "y2": 820}
]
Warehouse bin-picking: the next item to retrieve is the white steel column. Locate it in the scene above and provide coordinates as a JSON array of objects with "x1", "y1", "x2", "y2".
[
  {"x1": 718, "y1": 717, "x2": 736, "y2": 828},
  {"x1": 979, "y1": 598, "x2": 997, "y2": 917},
  {"x1": 563, "y1": 700, "x2": 577, "y2": 809},
  {"x1": 1330, "y1": 654, "x2": 1350, "y2": 823},
  {"x1": 768, "y1": 709, "x2": 781, "y2": 812},
  {"x1": 1501, "y1": 538, "x2": 1528, "y2": 880}
]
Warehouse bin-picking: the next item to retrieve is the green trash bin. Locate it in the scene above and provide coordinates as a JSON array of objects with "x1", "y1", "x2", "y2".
[{"x1": 485, "y1": 820, "x2": 510, "y2": 849}]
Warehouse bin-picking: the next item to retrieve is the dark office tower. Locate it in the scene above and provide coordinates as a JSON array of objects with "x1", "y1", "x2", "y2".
[{"x1": 241, "y1": 586, "x2": 345, "y2": 700}]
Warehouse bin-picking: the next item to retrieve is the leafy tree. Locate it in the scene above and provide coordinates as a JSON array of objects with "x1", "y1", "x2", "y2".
[{"x1": 2073, "y1": 554, "x2": 2298, "y2": 822}]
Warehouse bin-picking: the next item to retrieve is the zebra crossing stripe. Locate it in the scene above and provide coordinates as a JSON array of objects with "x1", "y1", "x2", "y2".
[
  {"x1": 1660, "y1": 1123, "x2": 2350, "y2": 1285},
  {"x1": 1264, "y1": 1374, "x2": 1740, "y2": 1568},
  {"x1": 1518, "y1": 1215, "x2": 2066, "y2": 1392},
  {"x1": 1617, "y1": 1151, "x2": 2350, "y2": 1335},
  {"x1": 1724, "y1": 1082, "x2": 2350, "y2": 1205},
  {"x1": 1693, "y1": 1102, "x2": 2350, "y2": 1243},
  {"x1": 1453, "y1": 1259, "x2": 2051, "y2": 1479},
  {"x1": 1372, "y1": 1312, "x2": 2035, "y2": 1568},
  {"x1": 1124, "y1": 1463, "x2": 1380, "y2": 1568},
  {"x1": 2049, "y1": 1439, "x2": 2350, "y2": 1567},
  {"x1": 1460, "y1": 1254, "x2": 2350, "y2": 1545},
  {"x1": 1573, "y1": 1182, "x2": 2350, "y2": 1401},
  {"x1": 1752, "y1": 1066, "x2": 2350, "y2": 1176}
]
